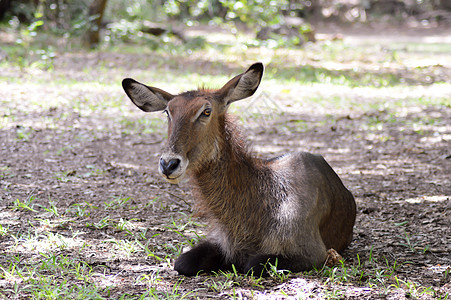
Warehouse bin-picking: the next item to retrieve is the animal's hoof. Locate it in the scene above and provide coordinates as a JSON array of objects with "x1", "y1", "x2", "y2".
[{"x1": 325, "y1": 248, "x2": 342, "y2": 267}]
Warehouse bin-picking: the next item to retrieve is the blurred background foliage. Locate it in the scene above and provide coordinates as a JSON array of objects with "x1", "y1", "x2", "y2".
[{"x1": 0, "y1": 0, "x2": 450, "y2": 67}]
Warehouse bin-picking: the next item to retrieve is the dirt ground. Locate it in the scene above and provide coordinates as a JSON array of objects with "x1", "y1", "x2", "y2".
[{"x1": 0, "y1": 25, "x2": 450, "y2": 299}]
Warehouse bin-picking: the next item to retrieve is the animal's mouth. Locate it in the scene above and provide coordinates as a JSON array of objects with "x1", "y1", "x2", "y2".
[{"x1": 162, "y1": 174, "x2": 183, "y2": 184}]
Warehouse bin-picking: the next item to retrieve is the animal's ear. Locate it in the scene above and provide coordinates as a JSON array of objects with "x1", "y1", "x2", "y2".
[
  {"x1": 217, "y1": 62, "x2": 264, "y2": 106},
  {"x1": 122, "y1": 78, "x2": 174, "y2": 112}
]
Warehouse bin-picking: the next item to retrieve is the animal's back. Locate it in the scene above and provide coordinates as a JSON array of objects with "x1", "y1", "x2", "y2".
[{"x1": 275, "y1": 151, "x2": 356, "y2": 252}]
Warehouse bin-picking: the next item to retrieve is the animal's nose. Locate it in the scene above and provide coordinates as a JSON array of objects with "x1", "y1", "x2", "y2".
[{"x1": 159, "y1": 157, "x2": 181, "y2": 177}]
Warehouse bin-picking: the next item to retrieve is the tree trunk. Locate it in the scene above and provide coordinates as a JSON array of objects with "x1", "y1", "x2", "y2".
[
  {"x1": 84, "y1": 0, "x2": 108, "y2": 48},
  {"x1": 0, "y1": 0, "x2": 12, "y2": 21}
]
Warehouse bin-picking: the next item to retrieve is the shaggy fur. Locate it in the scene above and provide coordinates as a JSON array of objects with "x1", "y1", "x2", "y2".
[{"x1": 122, "y1": 63, "x2": 357, "y2": 276}]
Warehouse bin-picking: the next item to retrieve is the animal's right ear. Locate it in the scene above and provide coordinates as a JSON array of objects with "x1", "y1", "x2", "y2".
[{"x1": 122, "y1": 78, "x2": 174, "y2": 112}]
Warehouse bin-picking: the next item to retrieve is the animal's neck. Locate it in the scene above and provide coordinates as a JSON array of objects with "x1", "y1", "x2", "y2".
[{"x1": 190, "y1": 115, "x2": 264, "y2": 215}]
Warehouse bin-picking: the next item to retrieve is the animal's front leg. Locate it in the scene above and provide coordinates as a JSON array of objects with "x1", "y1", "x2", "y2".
[{"x1": 174, "y1": 241, "x2": 228, "y2": 276}]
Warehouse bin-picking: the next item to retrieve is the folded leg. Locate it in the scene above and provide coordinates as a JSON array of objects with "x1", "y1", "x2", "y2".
[{"x1": 174, "y1": 241, "x2": 229, "y2": 276}]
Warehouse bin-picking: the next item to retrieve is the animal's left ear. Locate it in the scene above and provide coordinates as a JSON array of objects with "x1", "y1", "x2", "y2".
[{"x1": 217, "y1": 62, "x2": 264, "y2": 106}]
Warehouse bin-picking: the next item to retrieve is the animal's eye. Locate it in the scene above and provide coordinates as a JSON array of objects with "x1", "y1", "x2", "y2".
[
  {"x1": 163, "y1": 109, "x2": 172, "y2": 121},
  {"x1": 202, "y1": 108, "x2": 211, "y2": 117}
]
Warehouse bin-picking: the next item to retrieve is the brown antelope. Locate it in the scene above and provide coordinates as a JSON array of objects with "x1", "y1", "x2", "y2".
[{"x1": 122, "y1": 63, "x2": 356, "y2": 276}]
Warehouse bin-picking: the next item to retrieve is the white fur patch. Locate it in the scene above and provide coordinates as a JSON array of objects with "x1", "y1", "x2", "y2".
[
  {"x1": 277, "y1": 196, "x2": 299, "y2": 223},
  {"x1": 208, "y1": 223, "x2": 234, "y2": 259}
]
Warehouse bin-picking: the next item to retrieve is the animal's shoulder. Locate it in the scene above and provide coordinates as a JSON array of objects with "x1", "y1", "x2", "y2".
[{"x1": 266, "y1": 152, "x2": 326, "y2": 168}]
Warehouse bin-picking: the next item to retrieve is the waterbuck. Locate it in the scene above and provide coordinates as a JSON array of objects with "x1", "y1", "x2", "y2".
[{"x1": 122, "y1": 63, "x2": 356, "y2": 276}]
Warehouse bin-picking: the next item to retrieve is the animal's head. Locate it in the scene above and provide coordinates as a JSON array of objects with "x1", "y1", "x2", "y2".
[{"x1": 122, "y1": 63, "x2": 264, "y2": 183}]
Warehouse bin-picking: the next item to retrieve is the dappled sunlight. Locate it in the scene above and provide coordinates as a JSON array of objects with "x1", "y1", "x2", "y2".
[
  {"x1": 14, "y1": 231, "x2": 84, "y2": 254},
  {"x1": 1, "y1": 21, "x2": 450, "y2": 299},
  {"x1": 1, "y1": 218, "x2": 87, "y2": 255},
  {"x1": 92, "y1": 273, "x2": 126, "y2": 289},
  {"x1": 260, "y1": 82, "x2": 451, "y2": 114},
  {"x1": 0, "y1": 204, "x2": 186, "y2": 294},
  {"x1": 253, "y1": 144, "x2": 286, "y2": 155},
  {"x1": 0, "y1": 211, "x2": 21, "y2": 226},
  {"x1": 405, "y1": 195, "x2": 449, "y2": 204}
]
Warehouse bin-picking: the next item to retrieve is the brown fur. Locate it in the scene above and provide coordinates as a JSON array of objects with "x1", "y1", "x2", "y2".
[{"x1": 122, "y1": 63, "x2": 357, "y2": 276}]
